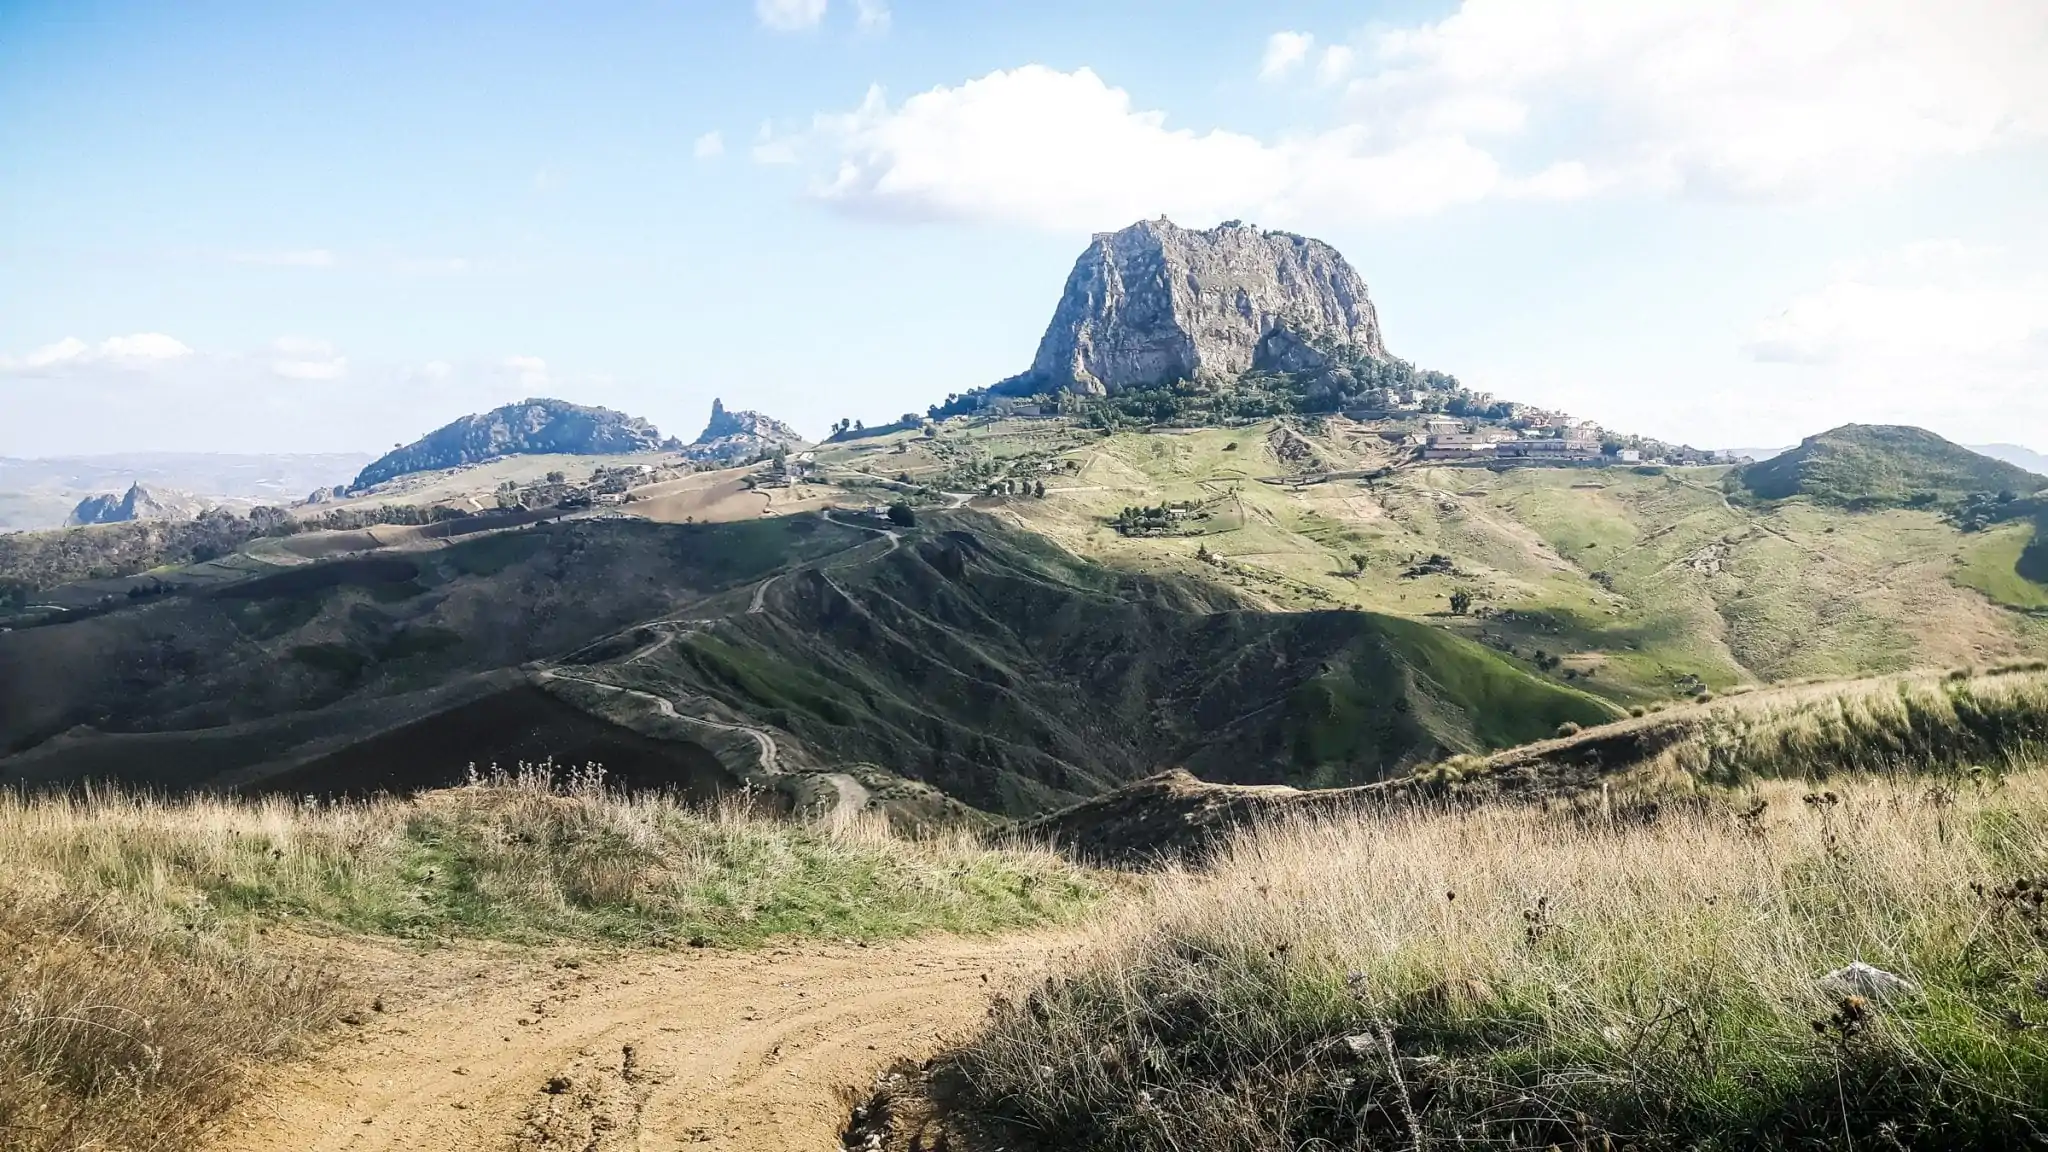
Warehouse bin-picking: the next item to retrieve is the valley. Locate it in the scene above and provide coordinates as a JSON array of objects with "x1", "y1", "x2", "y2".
[{"x1": 5, "y1": 217, "x2": 2048, "y2": 1152}]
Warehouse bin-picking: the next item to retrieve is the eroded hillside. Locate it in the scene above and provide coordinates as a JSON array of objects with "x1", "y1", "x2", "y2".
[{"x1": 0, "y1": 507, "x2": 1609, "y2": 816}]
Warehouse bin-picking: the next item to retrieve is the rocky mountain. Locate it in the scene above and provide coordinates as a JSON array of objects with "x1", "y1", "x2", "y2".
[
  {"x1": 682, "y1": 399, "x2": 807, "y2": 465},
  {"x1": 1020, "y1": 218, "x2": 1387, "y2": 395},
  {"x1": 65, "y1": 482, "x2": 209, "y2": 526},
  {"x1": 1733, "y1": 424, "x2": 2048, "y2": 506},
  {"x1": 352, "y1": 399, "x2": 680, "y2": 489}
]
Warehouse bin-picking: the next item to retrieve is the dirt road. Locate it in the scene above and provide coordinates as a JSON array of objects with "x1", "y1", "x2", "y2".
[{"x1": 209, "y1": 935, "x2": 1056, "y2": 1152}]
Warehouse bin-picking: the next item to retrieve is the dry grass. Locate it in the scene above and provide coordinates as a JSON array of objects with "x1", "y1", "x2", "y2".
[
  {"x1": 1653, "y1": 664, "x2": 2048, "y2": 786},
  {"x1": 0, "y1": 765, "x2": 1101, "y2": 1152},
  {"x1": 1429, "y1": 664, "x2": 2048, "y2": 799},
  {"x1": 0, "y1": 892, "x2": 335, "y2": 1152},
  {"x1": 950, "y1": 769, "x2": 2048, "y2": 1149}
]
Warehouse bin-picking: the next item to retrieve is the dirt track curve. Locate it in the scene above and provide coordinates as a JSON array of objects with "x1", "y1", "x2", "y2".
[{"x1": 209, "y1": 935, "x2": 1056, "y2": 1152}]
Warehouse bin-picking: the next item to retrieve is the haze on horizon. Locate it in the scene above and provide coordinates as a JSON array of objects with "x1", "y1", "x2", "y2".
[{"x1": 3, "y1": 0, "x2": 2046, "y2": 458}]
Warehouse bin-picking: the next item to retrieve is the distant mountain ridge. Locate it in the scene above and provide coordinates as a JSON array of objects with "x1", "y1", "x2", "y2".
[
  {"x1": 1732, "y1": 425, "x2": 2047, "y2": 507},
  {"x1": 1970, "y1": 443, "x2": 2048, "y2": 476},
  {"x1": 352, "y1": 398, "x2": 681, "y2": 489},
  {"x1": 1018, "y1": 218, "x2": 1387, "y2": 396},
  {"x1": 0, "y1": 452, "x2": 370, "y2": 533},
  {"x1": 682, "y1": 399, "x2": 807, "y2": 465}
]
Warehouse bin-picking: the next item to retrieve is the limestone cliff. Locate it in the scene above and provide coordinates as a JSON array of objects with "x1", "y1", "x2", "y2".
[
  {"x1": 352, "y1": 399, "x2": 680, "y2": 489},
  {"x1": 65, "y1": 483, "x2": 208, "y2": 526},
  {"x1": 1022, "y1": 218, "x2": 1387, "y2": 395},
  {"x1": 682, "y1": 399, "x2": 807, "y2": 465}
]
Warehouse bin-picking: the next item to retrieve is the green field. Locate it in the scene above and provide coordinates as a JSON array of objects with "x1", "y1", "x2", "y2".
[{"x1": 1955, "y1": 521, "x2": 2048, "y2": 609}]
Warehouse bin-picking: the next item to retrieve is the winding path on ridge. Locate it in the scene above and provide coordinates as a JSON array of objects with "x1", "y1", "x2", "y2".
[
  {"x1": 537, "y1": 670, "x2": 783, "y2": 776},
  {"x1": 207, "y1": 934, "x2": 1060, "y2": 1152},
  {"x1": 538, "y1": 507, "x2": 916, "y2": 812}
]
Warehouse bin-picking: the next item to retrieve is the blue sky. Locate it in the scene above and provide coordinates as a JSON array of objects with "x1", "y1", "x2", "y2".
[{"x1": 3, "y1": 0, "x2": 2046, "y2": 457}]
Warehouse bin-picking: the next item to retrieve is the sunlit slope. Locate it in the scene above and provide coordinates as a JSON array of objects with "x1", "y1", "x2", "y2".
[{"x1": 899, "y1": 419, "x2": 2048, "y2": 701}]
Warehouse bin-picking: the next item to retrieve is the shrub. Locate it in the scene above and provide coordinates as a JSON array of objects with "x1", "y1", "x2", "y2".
[
  {"x1": 886, "y1": 502, "x2": 917, "y2": 527},
  {"x1": 1555, "y1": 719, "x2": 1582, "y2": 737}
]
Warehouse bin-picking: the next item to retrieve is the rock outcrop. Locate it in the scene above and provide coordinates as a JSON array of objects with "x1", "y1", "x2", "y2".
[
  {"x1": 682, "y1": 399, "x2": 807, "y2": 465},
  {"x1": 352, "y1": 399, "x2": 680, "y2": 490},
  {"x1": 65, "y1": 482, "x2": 207, "y2": 526},
  {"x1": 1021, "y1": 218, "x2": 1387, "y2": 395}
]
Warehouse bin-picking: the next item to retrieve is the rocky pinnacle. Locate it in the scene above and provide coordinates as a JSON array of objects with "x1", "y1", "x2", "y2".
[{"x1": 1024, "y1": 218, "x2": 1387, "y2": 395}]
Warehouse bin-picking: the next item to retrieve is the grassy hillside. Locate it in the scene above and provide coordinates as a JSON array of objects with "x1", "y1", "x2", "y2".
[
  {"x1": 1425, "y1": 663, "x2": 2048, "y2": 800},
  {"x1": 0, "y1": 508, "x2": 1610, "y2": 816},
  {"x1": 0, "y1": 515, "x2": 864, "y2": 786},
  {"x1": 553, "y1": 512, "x2": 1616, "y2": 814},
  {"x1": 1732, "y1": 423, "x2": 2047, "y2": 507},
  {"x1": 935, "y1": 767, "x2": 2048, "y2": 1150},
  {"x1": 842, "y1": 416, "x2": 2048, "y2": 702}
]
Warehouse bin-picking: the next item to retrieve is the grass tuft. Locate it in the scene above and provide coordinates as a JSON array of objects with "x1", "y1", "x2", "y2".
[{"x1": 947, "y1": 770, "x2": 2048, "y2": 1150}]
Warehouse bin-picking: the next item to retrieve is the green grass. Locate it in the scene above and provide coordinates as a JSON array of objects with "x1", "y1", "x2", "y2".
[
  {"x1": 1373, "y1": 613, "x2": 1619, "y2": 747},
  {"x1": 1956, "y1": 522, "x2": 2048, "y2": 609},
  {"x1": 7, "y1": 768, "x2": 1102, "y2": 950},
  {"x1": 1732, "y1": 424, "x2": 2046, "y2": 507},
  {"x1": 962, "y1": 415, "x2": 2048, "y2": 700},
  {"x1": 0, "y1": 768, "x2": 1102, "y2": 1152}
]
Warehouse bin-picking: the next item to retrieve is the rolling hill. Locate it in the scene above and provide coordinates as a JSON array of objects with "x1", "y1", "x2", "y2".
[
  {"x1": 1731, "y1": 424, "x2": 2047, "y2": 506},
  {"x1": 0, "y1": 510, "x2": 1612, "y2": 816},
  {"x1": 805, "y1": 413, "x2": 2048, "y2": 700}
]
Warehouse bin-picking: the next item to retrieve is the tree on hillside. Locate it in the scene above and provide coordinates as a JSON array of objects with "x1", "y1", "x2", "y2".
[
  {"x1": 1350, "y1": 553, "x2": 1370, "y2": 576},
  {"x1": 1449, "y1": 589, "x2": 1474, "y2": 615},
  {"x1": 886, "y1": 502, "x2": 916, "y2": 527}
]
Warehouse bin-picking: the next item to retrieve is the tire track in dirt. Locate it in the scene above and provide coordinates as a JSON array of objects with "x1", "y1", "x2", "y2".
[{"x1": 207, "y1": 935, "x2": 1058, "y2": 1152}]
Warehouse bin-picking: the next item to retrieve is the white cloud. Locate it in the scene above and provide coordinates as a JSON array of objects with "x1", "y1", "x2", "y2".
[
  {"x1": 1260, "y1": 32, "x2": 1314, "y2": 80},
  {"x1": 756, "y1": 0, "x2": 826, "y2": 32},
  {"x1": 20, "y1": 337, "x2": 89, "y2": 368},
  {"x1": 3, "y1": 333, "x2": 193, "y2": 370},
  {"x1": 1739, "y1": 242, "x2": 2048, "y2": 440},
  {"x1": 270, "y1": 337, "x2": 348, "y2": 381},
  {"x1": 693, "y1": 130, "x2": 725, "y2": 159},
  {"x1": 503, "y1": 355, "x2": 550, "y2": 390},
  {"x1": 1354, "y1": 0, "x2": 2048, "y2": 200},
  {"x1": 1317, "y1": 45, "x2": 1355, "y2": 86},
  {"x1": 752, "y1": 121, "x2": 799, "y2": 165},
  {"x1": 803, "y1": 2, "x2": 2048, "y2": 231},
  {"x1": 1749, "y1": 249, "x2": 2048, "y2": 366},
  {"x1": 232, "y1": 249, "x2": 335, "y2": 268},
  {"x1": 100, "y1": 333, "x2": 194, "y2": 360},
  {"x1": 855, "y1": 0, "x2": 889, "y2": 32},
  {"x1": 812, "y1": 67, "x2": 1501, "y2": 230}
]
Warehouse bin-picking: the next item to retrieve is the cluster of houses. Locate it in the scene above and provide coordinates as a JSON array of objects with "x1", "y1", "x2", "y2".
[{"x1": 1411, "y1": 416, "x2": 1644, "y2": 465}]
